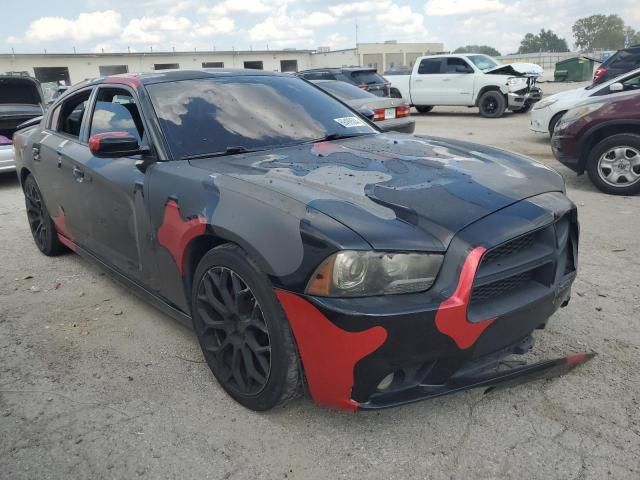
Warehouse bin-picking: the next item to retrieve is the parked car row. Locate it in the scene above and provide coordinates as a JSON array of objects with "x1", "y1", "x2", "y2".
[{"x1": 12, "y1": 68, "x2": 590, "y2": 411}]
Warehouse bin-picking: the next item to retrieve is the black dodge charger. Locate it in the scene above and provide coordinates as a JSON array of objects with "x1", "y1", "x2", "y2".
[{"x1": 13, "y1": 70, "x2": 592, "y2": 411}]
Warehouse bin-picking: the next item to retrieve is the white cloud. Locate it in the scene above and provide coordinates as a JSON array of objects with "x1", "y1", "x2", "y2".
[
  {"x1": 425, "y1": 0, "x2": 506, "y2": 16},
  {"x1": 329, "y1": 1, "x2": 391, "y2": 17},
  {"x1": 22, "y1": 10, "x2": 122, "y2": 43},
  {"x1": 203, "y1": 0, "x2": 292, "y2": 16},
  {"x1": 120, "y1": 14, "x2": 235, "y2": 47},
  {"x1": 301, "y1": 12, "x2": 336, "y2": 27},
  {"x1": 121, "y1": 15, "x2": 192, "y2": 44},
  {"x1": 249, "y1": 7, "x2": 314, "y2": 46},
  {"x1": 378, "y1": 4, "x2": 427, "y2": 37}
]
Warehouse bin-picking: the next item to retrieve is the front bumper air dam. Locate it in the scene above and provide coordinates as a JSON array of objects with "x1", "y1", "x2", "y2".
[
  {"x1": 508, "y1": 88, "x2": 542, "y2": 110},
  {"x1": 358, "y1": 352, "x2": 595, "y2": 410}
]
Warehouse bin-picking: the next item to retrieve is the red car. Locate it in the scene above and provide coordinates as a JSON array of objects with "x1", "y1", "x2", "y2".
[{"x1": 552, "y1": 90, "x2": 640, "y2": 195}]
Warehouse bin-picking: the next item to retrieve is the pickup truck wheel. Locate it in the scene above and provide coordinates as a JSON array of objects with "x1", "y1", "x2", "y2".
[
  {"x1": 478, "y1": 91, "x2": 506, "y2": 118},
  {"x1": 191, "y1": 244, "x2": 302, "y2": 411},
  {"x1": 23, "y1": 174, "x2": 65, "y2": 256},
  {"x1": 587, "y1": 134, "x2": 640, "y2": 195},
  {"x1": 415, "y1": 106, "x2": 433, "y2": 113}
]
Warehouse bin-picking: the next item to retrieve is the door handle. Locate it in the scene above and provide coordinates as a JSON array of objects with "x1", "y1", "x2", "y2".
[
  {"x1": 72, "y1": 166, "x2": 85, "y2": 182},
  {"x1": 443, "y1": 78, "x2": 451, "y2": 82},
  {"x1": 32, "y1": 146, "x2": 40, "y2": 162},
  {"x1": 415, "y1": 79, "x2": 423, "y2": 83}
]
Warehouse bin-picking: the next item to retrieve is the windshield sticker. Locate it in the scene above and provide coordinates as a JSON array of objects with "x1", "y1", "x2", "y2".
[{"x1": 334, "y1": 117, "x2": 366, "y2": 128}]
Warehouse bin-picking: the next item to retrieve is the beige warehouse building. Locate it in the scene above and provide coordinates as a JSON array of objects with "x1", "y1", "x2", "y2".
[{"x1": 0, "y1": 41, "x2": 443, "y2": 95}]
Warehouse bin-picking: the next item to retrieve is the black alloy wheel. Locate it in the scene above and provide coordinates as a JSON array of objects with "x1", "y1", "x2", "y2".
[
  {"x1": 23, "y1": 174, "x2": 64, "y2": 256},
  {"x1": 478, "y1": 91, "x2": 506, "y2": 118},
  {"x1": 196, "y1": 266, "x2": 271, "y2": 396},
  {"x1": 191, "y1": 244, "x2": 301, "y2": 410}
]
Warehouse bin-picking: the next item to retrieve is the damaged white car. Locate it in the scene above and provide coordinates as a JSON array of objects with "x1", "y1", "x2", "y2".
[{"x1": 390, "y1": 54, "x2": 543, "y2": 118}]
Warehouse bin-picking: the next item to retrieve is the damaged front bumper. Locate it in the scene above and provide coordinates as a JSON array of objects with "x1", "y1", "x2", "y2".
[{"x1": 508, "y1": 87, "x2": 543, "y2": 110}]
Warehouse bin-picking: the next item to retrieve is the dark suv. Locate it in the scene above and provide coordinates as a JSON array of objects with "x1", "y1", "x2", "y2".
[
  {"x1": 593, "y1": 45, "x2": 640, "y2": 85},
  {"x1": 552, "y1": 90, "x2": 640, "y2": 195},
  {"x1": 297, "y1": 67, "x2": 401, "y2": 97}
]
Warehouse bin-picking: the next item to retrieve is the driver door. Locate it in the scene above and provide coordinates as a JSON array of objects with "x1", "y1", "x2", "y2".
[
  {"x1": 73, "y1": 85, "x2": 156, "y2": 282},
  {"x1": 439, "y1": 57, "x2": 476, "y2": 105}
]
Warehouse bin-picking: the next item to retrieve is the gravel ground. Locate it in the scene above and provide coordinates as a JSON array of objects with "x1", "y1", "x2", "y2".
[{"x1": 1, "y1": 82, "x2": 639, "y2": 479}]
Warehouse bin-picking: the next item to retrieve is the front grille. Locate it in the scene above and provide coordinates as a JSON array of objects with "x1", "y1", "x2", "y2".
[
  {"x1": 472, "y1": 271, "x2": 533, "y2": 302},
  {"x1": 468, "y1": 211, "x2": 578, "y2": 317},
  {"x1": 481, "y1": 233, "x2": 535, "y2": 265}
]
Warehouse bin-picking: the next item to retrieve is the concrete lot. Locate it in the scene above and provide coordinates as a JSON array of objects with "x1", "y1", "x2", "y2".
[{"x1": 1, "y1": 82, "x2": 639, "y2": 479}]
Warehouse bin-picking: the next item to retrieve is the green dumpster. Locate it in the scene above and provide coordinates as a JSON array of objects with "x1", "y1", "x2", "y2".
[{"x1": 554, "y1": 57, "x2": 595, "y2": 82}]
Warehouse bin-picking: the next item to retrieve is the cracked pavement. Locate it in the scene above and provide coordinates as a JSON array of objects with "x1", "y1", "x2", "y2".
[{"x1": 1, "y1": 82, "x2": 639, "y2": 479}]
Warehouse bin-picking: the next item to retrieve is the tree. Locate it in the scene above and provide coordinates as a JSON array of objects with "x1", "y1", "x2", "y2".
[
  {"x1": 573, "y1": 14, "x2": 626, "y2": 50},
  {"x1": 454, "y1": 45, "x2": 502, "y2": 57},
  {"x1": 624, "y1": 27, "x2": 640, "y2": 46},
  {"x1": 518, "y1": 29, "x2": 569, "y2": 53}
]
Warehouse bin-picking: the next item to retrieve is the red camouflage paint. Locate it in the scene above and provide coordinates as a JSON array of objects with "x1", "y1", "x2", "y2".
[
  {"x1": 275, "y1": 289, "x2": 387, "y2": 411},
  {"x1": 52, "y1": 206, "x2": 76, "y2": 251},
  {"x1": 435, "y1": 247, "x2": 496, "y2": 350},
  {"x1": 104, "y1": 75, "x2": 142, "y2": 88},
  {"x1": 157, "y1": 200, "x2": 207, "y2": 275},
  {"x1": 88, "y1": 131, "x2": 131, "y2": 154}
]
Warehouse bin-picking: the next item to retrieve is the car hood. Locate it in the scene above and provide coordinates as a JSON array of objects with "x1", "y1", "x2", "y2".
[
  {"x1": 487, "y1": 63, "x2": 544, "y2": 77},
  {"x1": 543, "y1": 86, "x2": 590, "y2": 106},
  {"x1": 190, "y1": 133, "x2": 565, "y2": 251}
]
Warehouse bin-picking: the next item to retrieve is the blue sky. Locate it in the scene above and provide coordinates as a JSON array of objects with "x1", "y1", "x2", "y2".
[{"x1": 2, "y1": 0, "x2": 638, "y2": 55}]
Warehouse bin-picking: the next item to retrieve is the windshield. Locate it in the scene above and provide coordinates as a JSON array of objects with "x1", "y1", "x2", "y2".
[
  {"x1": 147, "y1": 76, "x2": 377, "y2": 159},
  {"x1": 316, "y1": 81, "x2": 375, "y2": 101},
  {"x1": 349, "y1": 70, "x2": 386, "y2": 85},
  {"x1": 467, "y1": 55, "x2": 499, "y2": 71}
]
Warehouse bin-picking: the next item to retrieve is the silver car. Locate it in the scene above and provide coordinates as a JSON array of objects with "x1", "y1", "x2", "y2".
[{"x1": 310, "y1": 79, "x2": 415, "y2": 133}]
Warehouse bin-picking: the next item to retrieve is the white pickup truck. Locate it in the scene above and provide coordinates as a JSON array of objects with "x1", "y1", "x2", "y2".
[{"x1": 389, "y1": 54, "x2": 543, "y2": 118}]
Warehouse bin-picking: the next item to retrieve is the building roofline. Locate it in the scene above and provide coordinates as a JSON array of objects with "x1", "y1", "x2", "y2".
[{"x1": 0, "y1": 49, "x2": 317, "y2": 58}]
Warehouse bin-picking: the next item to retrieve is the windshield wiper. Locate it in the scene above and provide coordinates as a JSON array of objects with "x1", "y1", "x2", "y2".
[
  {"x1": 182, "y1": 146, "x2": 263, "y2": 160},
  {"x1": 309, "y1": 133, "x2": 374, "y2": 144}
]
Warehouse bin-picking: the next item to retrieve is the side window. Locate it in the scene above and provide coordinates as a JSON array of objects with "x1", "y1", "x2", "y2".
[
  {"x1": 622, "y1": 72, "x2": 640, "y2": 91},
  {"x1": 417, "y1": 59, "x2": 442, "y2": 75},
  {"x1": 302, "y1": 71, "x2": 332, "y2": 80},
  {"x1": 57, "y1": 90, "x2": 92, "y2": 138},
  {"x1": 89, "y1": 88, "x2": 144, "y2": 142},
  {"x1": 446, "y1": 57, "x2": 473, "y2": 74}
]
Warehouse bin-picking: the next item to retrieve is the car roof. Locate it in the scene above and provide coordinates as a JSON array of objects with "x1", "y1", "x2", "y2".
[
  {"x1": 299, "y1": 67, "x2": 376, "y2": 73},
  {"x1": 74, "y1": 68, "x2": 281, "y2": 89}
]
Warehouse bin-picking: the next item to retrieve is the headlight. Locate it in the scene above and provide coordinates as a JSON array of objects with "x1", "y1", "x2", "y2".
[
  {"x1": 506, "y1": 77, "x2": 528, "y2": 89},
  {"x1": 556, "y1": 102, "x2": 605, "y2": 129},
  {"x1": 306, "y1": 251, "x2": 444, "y2": 297},
  {"x1": 533, "y1": 97, "x2": 557, "y2": 110}
]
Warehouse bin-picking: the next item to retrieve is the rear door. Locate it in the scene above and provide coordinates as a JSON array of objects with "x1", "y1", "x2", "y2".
[
  {"x1": 36, "y1": 88, "x2": 94, "y2": 242},
  {"x1": 410, "y1": 58, "x2": 444, "y2": 106},
  {"x1": 440, "y1": 57, "x2": 476, "y2": 105}
]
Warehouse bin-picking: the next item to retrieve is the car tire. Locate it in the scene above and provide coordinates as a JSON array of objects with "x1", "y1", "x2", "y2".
[
  {"x1": 478, "y1": 91, "x2": 506, "y2": 118},
  {"x1": 23, "y1": 174, "x2": 65, "y2": 256},
  {"x1": 415, "y1": 106, "x2": 433, "y2": 113},
  {"x1": 586, "y1": 134, "x2": 640, "y2": 195},
  {"x1": 191, "y1": 243, "x2": 302, "y2": 411},
  {"x1": 548, "y1": 111, "x2": 566, "y2": 138}
]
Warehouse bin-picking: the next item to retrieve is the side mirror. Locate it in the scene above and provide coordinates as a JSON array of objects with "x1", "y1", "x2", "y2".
[
  {"x1": 456, "y1": 65, "x2": 472, "y2": 74},
  {"x1": 609, "y1": 82, "x2": 624, "y2": 92},
  {"x1": 358, "y1": 106, "x2": 375, "y2": 121},
  {"x1": 89, "y1": 131, "x2": 148, "y2": 158}
]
